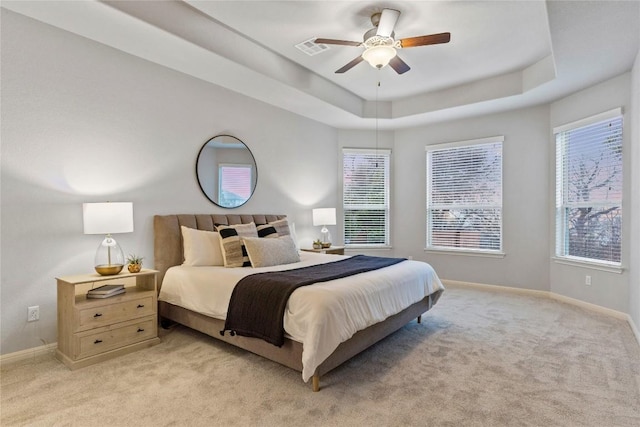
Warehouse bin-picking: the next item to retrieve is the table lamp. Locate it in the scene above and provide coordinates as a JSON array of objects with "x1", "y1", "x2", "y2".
[
  {"x1": 83, "y1": 202, "x2": 133, "y2": 275},
  {"x1": 312, "y1": 208, "x2": 336, "y2": 246}
]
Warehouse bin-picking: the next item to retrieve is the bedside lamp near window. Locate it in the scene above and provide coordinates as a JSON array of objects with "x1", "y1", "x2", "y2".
[
  {"x1": 83, "y1": 202, "x2": 133, "y2": 276},
  {"x1": 312, "y1": 208, "x2": 336, "y2": 246}
]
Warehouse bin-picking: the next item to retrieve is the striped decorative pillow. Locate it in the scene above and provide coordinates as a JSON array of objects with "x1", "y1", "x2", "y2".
[
  {"x1": 217, "y1": 222, "x2": 258, "y2": 267},
  {"x1": 256, "y1": 224, "x2": 278, "y2": 238},
  {"x1": 268, "y1": 218, "x2": 291, "y2": 236}
]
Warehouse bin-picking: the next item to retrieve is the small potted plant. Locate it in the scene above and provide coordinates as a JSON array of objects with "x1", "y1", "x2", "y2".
[
  {"x1": 312, "y1": 239, "x2": 323, "y2": 250},
  {"x1": 126, "y1": 254, "x2": 144, "y2": 273}
]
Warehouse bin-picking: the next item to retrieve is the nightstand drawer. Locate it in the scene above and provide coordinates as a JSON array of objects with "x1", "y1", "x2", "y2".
[
  {"x1": 77, "y1": 295, "x2": 154, "y2": 331},
  {"x1": 75, "y1": 317, "x2": 156, "y2": 359}
]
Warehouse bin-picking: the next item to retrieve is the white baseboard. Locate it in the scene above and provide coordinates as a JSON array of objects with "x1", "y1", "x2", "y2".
[
  {"x1": 443, "y1": 279, "x2": 549, "y2": 298},
  {"x1": 548, "y1": 292, "x2": 627, "y2": 320},
  {"x1": 0, "y1": 342, "x2": 57, "y2": 366},
  {"x1": 627, "y1": 314, "x2": 640, "y2": 346},
  {"x1": 443, "y1": 279, "x2": 640, "y2": 347},
  {"x1": 3, "y1": 282, "x2": 639, "y2": 363}
]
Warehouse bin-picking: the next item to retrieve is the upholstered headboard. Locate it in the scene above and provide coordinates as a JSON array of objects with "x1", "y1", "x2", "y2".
[{"x1": 153, "y1": 214, "x2": 286, "y2": 286}]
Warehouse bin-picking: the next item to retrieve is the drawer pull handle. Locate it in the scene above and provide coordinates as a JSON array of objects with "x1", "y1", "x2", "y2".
[
  {"x1": 94, "y1": 313, "x2": 103, "y2": 318},
  {"x1": 137, "y1": 328, "x2": 145, "y2": 333},
  {"x1": 137, "y1": 304, "x2": 144, "y2": 308},
  {"x1": 94, "y1": 339, "x2": 103, "y2": 344}
]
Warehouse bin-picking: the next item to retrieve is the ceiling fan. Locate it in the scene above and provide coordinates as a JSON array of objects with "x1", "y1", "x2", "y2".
[{"x1": 315, "y1": 8, "x2": 450, "y2": 75}]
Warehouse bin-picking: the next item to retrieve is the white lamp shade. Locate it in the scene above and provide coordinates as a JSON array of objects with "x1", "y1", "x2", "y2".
[
  {"x1": 83, "y1": 202, "x2": 134, "y2": 235},
  {"x1": 312, "y1": 208, "x2": 336, "y2": 226},
  {"x1": 362, "y1": 45, "x2": 396, "y2": 69}
]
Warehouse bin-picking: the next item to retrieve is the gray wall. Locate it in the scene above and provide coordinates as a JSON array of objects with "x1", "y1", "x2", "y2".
[
  {"x1": 549, "y1": 73, "x2": 631, "y2": 313},
  {"x1": 394, "y1": 106, "x2": 551, "y2": 291},
  {"x1": 630, "y1": 49, "x2": 640, "y2": 329},
  {"x1": 1, "y1": 10, "x2": 638, "y2": 356},
  {"x1": 0, "y1": 11, "x2": 338, "y2": 354}
]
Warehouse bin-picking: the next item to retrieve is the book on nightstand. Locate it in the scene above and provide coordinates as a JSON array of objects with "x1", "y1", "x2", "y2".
[{"x1": 86, "y1": 284, "x2": 125, "y2": 298}]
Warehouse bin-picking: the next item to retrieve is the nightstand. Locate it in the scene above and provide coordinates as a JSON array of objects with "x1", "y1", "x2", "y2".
[
  {"x1": 301, "y1": 246, "x2": 345, "y2": 255},
  {"x1": 55, "y1": 269, "x2": 160, "y2": 370}
]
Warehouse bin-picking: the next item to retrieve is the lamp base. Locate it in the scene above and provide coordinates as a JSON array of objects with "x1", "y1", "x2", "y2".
[{"x1": 95, "y1": 264, "x2": 124, "y2": 276}]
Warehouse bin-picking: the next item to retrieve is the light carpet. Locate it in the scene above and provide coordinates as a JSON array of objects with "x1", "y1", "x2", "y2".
[{"x1": 2, "y1": 285, "x2": 639, "y2": 426}]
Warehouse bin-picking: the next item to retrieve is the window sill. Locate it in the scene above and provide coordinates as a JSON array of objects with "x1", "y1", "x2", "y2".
[
  {"x1": 552, "y1": 257, "x2": 624, "y2": 274},
  {"x1": 345, "y1": 246, "x2": 393, "y2": 251},
  {"x1": 425, "y1": 248, "x2": 506, "y2": 259}
]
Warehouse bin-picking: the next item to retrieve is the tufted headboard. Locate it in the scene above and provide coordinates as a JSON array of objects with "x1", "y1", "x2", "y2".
[{"x1": 153, "y1": 214, "x2": 286, "y2": 287}]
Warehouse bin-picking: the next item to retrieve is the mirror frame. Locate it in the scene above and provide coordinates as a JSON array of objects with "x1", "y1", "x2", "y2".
[{"x1": 195, "y1": 134, "x2": 258, "y2": 209}]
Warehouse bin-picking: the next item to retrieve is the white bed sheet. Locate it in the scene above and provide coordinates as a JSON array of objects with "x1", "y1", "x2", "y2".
[{"x1": 158, "y1": 252, "x2": 444, "y2": 382}]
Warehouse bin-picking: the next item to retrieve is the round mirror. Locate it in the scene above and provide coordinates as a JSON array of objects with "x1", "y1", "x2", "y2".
[{"x1": 196, "y1": 135, "x2": 258, "y2": 208}]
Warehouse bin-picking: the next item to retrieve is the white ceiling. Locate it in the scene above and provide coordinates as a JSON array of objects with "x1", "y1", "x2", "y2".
[
  {"x1": 189, "y1": 0, "x2": 553, "y2": 101},
  {"x1": 3, "y1": 1, "x2": 639, "y2": 130}
]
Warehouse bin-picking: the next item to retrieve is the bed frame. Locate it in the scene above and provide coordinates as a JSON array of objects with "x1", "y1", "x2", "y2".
[{"x1": 154, "y1": 214, "x2": 441, "y2": 391}]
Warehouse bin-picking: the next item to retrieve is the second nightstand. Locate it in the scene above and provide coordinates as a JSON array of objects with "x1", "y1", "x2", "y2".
[{"x1": 301, "y1": 246, "x2": 345, "y2": 255}]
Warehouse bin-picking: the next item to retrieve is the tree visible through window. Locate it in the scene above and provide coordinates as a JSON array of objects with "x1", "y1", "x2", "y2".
[
  {"x1": 342, "y1": 148, "x2": 390, "y2": 247},
  {"x1": 426, "y1": 137, "x2": 503, "y2": 252},
  {"x1": 555, "y1": 110, "x2": 623, "y2": 264}
]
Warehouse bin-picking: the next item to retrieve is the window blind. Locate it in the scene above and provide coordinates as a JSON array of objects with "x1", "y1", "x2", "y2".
[
  {"x1": 555, "y1": 112, "x2": 623, "y2": 264},
  {"x1": 342, "y1": 148, "x2": 390, "y2": 246},
  {"x1": 219, "y1": 164, "x2": 252, "y2": 208},
  {"x1": 426, "y1": 138, "x2": 503, "y2": 251}
]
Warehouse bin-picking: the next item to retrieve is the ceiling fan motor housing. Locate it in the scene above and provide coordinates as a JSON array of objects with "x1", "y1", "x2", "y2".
[
  {"x1": 363, "y1": 28, "x2": 395, "y2": 45},
  {"x1": 316, "y1": 8, "x2": 449, "y2": 74}
]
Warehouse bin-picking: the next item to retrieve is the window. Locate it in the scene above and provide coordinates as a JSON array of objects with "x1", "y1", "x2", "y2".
[
  {"x1": 426, "y1": 137, "x2": 503, "y2": 252},
  {"x1": 342, "y1": 148, "x2": 390, "y2": 247},
  {"x1": 554, "y1": 109, "x2": 623, "y2": 265},
  {"x1": 218, "y1": 164, "x2": 252, "y2": 208}
]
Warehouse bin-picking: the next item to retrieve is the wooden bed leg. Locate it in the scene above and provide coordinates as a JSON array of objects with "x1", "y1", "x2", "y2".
[
  {"x1": 312, "y1": 374, "x2": 320, "y2": 392},
  {"x1": 417, "y1": 315, "x2": 422, "y2": 324}
]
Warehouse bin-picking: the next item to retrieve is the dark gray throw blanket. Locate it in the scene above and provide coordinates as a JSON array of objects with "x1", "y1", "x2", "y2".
[{"x1": 220, "y1": 255, "x2": 406, "y2": 347}]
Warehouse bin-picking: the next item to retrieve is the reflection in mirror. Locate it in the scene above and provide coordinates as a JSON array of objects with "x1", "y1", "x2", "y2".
[{"x1": 196, "y1": 135, "x2": 258, "y2": 208}]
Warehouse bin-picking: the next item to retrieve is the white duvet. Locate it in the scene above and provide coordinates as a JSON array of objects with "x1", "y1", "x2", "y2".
[{"x1": 158, "y1": 251, "x2": 444, "y2": 382}]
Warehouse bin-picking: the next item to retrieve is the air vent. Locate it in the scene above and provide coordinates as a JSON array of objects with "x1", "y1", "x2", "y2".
[{"x1": 295, "y1": 38, "x2": 330, "y2": 56}]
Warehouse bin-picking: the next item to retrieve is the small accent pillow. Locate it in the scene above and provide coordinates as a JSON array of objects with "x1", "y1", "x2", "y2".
[
  {"x1": 181, "y1": 226, "x2": 224, "y2": 266},
  {"x1": 217, "y1": 222, "x2": 258, "y2": 267},
  {"x1": 256, "y1": 224, "x2": 279, "y2": 238},
  {"x1": 268, "y1": 218, "x2": 299, "y2": 250},
  {"x1": 268, "y1": 218, "x2": 291, "y2": 236},
  {"x1": 242, "y1": 235, "x2": 300, "y2": 268}
]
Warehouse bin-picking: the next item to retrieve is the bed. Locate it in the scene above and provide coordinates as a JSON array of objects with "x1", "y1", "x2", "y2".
[{"x1": 154, "y1": 214, "x2": 444, "y2": 391}]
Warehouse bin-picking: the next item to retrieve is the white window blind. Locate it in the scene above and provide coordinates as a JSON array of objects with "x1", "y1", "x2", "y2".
[
  {"x1": 342, "y1": 148, "x2": 390, "y2": 246},
  {"x1": 555, "y1": 109, "x2": 623, "y2": 264},
  {"x1": 426, "y1": 137, "x2": 503, "y2": 252},
  {"x1": 218, "y1": 164, "x2": 252, "y2": 208}
]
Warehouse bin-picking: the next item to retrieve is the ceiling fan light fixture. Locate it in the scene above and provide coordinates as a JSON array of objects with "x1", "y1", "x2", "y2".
[{"x1": 362, "y1": 45, "x2": 396, "y2": 69}]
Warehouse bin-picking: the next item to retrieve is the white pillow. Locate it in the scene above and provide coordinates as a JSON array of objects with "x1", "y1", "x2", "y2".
[
  {"x1": 289, "y1": 222, "x2": 299, "y2": 251},
  {"x1": 242, "y1": 235, "x2": 300, "y2": 268},
  {"x1": 181, "y1": 226, "x2": 224, "y2": 266}
]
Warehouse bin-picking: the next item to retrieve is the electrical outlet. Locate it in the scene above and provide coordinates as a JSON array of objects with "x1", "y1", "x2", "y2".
[
  {"x1": 585, "y1": 275, "x2": 592, "y2": 286},
  {"x1": 27, "y1": 306, "x2": 39, "y2": 322}
]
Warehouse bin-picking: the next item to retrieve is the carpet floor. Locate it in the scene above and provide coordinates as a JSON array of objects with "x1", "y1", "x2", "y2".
[{"x1": 2, "y1": 285, "x2": 639, "y2": 426}]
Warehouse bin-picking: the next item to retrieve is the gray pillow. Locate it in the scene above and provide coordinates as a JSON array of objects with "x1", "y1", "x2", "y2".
[{"x1": 242, "y1": 235, "x2": 300, "y2": 268}]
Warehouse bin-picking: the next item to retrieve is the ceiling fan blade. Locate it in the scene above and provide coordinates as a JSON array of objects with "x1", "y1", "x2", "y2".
[
  {"x1": 389, "y1": 56, "x2": 410, "y2": 74},
  {"x1": 335, "y1": 56, "x2": 365, "y2": 73},
  {"x1": 376, "y1": 8, "x2": 400, "y2": 37},
  {"x1": 314, "y1": 38, "x2": 362, "y2": 47},
  {"x1": 398, "y1": 32, "x2": 451, "y2": 48}
]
